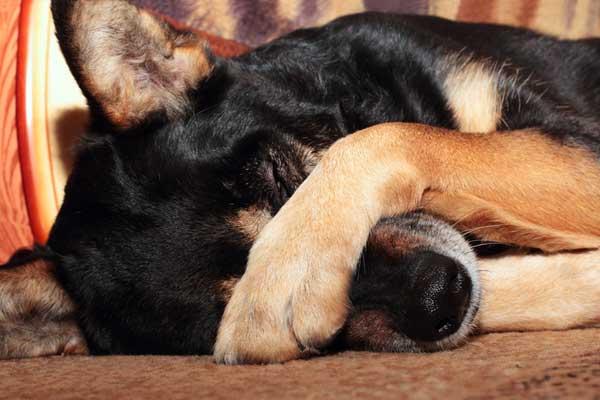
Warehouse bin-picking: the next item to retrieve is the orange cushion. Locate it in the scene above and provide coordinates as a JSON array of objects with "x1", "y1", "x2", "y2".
[{"x1": 0, "y1": 0, "x2": 33, "y2": 263}]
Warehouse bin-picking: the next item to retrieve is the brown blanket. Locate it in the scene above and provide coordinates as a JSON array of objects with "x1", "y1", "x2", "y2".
[{"x1": 2, "y1": 329, "x2": 599, "y2": 399}]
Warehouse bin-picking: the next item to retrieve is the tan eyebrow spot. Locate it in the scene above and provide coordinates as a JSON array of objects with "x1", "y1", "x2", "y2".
[
  {"x1": 219, "y1": 277, "x2": 241, "y2": 302},
  {"x1": 230, "y1": 207, "x2": 273, "y2": 242}
]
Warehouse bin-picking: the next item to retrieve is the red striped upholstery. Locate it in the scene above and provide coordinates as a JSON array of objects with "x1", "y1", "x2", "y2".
[{"x1": 0, "y1": 0, "x2": 33, "y2": 263}]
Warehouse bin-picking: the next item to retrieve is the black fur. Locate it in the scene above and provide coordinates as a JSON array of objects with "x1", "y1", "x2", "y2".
[
  {"x1": 1, "y1": 245, "x2": 56, "y2": 270},
  {"x1": 32, "y1": 4, "x2": 600, "y2": 355}
]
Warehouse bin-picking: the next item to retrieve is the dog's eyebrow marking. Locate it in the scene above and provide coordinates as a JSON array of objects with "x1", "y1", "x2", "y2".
[
  {"x1": 231, "y1": 207, "x2": 273, "y2": 241},
  {"x1": 444, "y1": 61, "x2": 502, "y2": 133},
  {"x1": 294, "y1": 143, "x2": 325, "y2": 174}
]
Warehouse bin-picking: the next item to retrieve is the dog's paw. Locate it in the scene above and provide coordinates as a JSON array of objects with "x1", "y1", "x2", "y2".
[
  {"x1": 213, "y1": 213, "x2": 357, "y2": 364},
  {"x1": 0, "y1": 319, "x2": 88, "y2": 359},
  {"x1": 214, "y1": 162, "x2": 374, "y2": 364},
  {"x1": 61, "y1": 335, "x2": 89, "y2": 356}
]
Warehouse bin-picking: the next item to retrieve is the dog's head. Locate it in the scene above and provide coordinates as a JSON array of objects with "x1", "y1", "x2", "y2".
[{"x1": 48, "y1": 0, "x2": 480, "y2": 355}]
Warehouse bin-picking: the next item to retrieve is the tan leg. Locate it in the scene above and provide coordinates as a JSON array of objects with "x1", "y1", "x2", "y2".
[
  {"x1": 214, "y1": 123, "x2": 600, "y2": 364},
  {"x1": 478, "y1": 250, "x2": 600, "y2": 332}
]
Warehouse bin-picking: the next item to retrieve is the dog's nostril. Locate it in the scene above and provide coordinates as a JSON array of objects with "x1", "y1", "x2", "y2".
[{"x1": 435, "y1": 318, "x2": 457, "y2": 336}]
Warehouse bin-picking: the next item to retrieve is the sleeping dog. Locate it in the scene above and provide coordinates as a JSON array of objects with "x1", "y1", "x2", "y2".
[{"x1": 1, "y1": 0, "x2": 600, "y2": 363}]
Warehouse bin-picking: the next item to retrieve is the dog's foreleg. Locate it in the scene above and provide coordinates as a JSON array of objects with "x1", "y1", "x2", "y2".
[
  {"x1": 477, "y1": 250, "x2": 600, "y2": 332},
  {"x1": 215, "y1": 123, "x2": 600, "y2": 364}
]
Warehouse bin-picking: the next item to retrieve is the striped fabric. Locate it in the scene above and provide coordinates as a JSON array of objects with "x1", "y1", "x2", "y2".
[
  {"x1": 0, "y1": 0, "x2": 34, "y2": 261},
  {"x1": 132, "y1": 0, "x2": 600, "y2": 47}
]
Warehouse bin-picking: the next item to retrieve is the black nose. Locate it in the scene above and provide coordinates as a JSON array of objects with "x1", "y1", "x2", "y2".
[{"x1": 404, "y1": 252, "x2": 472, "y2": 342}]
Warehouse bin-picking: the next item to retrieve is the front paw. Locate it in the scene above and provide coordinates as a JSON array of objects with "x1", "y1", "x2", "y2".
[
  {"x1": 213, "y1": 250, "x2": 352, "y2": 364},
  {"x1": 213, "y1": 165, "x2": 368, "y2": 363}
]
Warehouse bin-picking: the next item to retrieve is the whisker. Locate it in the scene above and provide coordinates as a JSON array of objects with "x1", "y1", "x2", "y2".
[
  {"x1": 468, "y1": 242, "x2": 504, "y2": 249},
  {"x1": 449, "y1": 209, "x2": 482, "y2": 229},
  {"x1": 460, "y1": 223, "x2": 506, "y2": 236}
]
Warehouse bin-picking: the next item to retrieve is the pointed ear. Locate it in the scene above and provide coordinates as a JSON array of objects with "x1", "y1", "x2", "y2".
[{"x1": 51, "y1": 0, "x2": 213, "y2": 130}]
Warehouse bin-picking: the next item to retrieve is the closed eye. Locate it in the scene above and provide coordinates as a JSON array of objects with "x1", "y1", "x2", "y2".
[
  {"x1": 272, "y1": 161, "x2": 293, "y2": 204},
  {"x1": 265, "y1": 159, "x2": 292, "y2": 212}
]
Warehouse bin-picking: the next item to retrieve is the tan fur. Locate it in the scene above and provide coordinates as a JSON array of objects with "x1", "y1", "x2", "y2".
[
  {"x1": 478, "y1": 250, "x2": 600, "y2": 331},
  {"x1": 423, "y1": 191, "x2": 600, "y2": 252},
  {"x1": 294, "y1": 142, "x2": 324, "y2": 175},
  {"x1": 69, "y1": 0, "x2": 212, "y2": 128},
  {"x1": 231, "y1": 207, "x2": 272, "y2": 242},
  {"x1": 421, "y1": 131, "x2": 600, "y2": 251},
  {"x1": 219, "y1": 277, "x2": 240, "y2": 302},
  {"x1": 215, "y1": 123, "x2": 600, "y2": 364},
  {"x1": 0, "y1": 262, "x2": 88, "y2": 359},
  {"x1": 444, "y1": 61, "x2": 502, "y2": 132},
  {"x1": 366, "y1": 223, "x2": 427, "y2": 258},
  {"x1": 1, "y1": 320, "x2": 87, "y2": 359},
  {"x1": 340, "y1": 310, "x2": 401, "y2": 352}
]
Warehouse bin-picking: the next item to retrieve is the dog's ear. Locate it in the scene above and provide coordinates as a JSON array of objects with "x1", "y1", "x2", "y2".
[{"x1": 51, "y1": 0, "x2": 213, "y2": 130}]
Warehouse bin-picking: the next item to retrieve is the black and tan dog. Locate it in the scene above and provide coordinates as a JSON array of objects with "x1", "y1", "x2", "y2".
[{"x1": 1, "y1": 0, "x2": 600, "y2": 363}]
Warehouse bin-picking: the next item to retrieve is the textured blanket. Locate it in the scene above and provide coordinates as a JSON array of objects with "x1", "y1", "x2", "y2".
[
  {"x1": 131, "y1": 0, "x2": 600, "y2": 48},
  {"x1": 2, "y1": 330, "x2": 599, "y2": 399}
]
